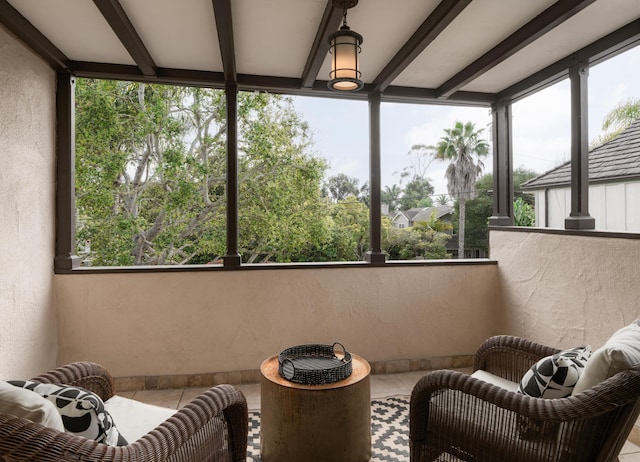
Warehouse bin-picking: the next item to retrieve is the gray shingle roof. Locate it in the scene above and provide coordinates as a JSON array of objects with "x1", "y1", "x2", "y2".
[
  {"x1": 521, "y1": 119, "x2": 640, "y2": 190},
  {"x1": 412, "y1": 206, "x2": 454, "y2": 223}
]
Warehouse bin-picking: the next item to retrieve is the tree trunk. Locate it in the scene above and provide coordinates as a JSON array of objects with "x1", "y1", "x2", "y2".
[{"x1": 458, "y1": 199, "x2": 466, "y2": 259}]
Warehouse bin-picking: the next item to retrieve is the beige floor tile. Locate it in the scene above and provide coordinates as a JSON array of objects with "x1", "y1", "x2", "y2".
[
  {"x1": 235, "y1": 383, "x2": 260, "y2": 411},
  {"x1": 177, "y1": 387, "x2": 209, "y2": 408},
  {"x1": 619, "y1": 453, "x2": 640, "y2": 461},
  {"x1": 370, "y1": 373, "x2": 407, "y2": 399},
  {"x1": 621, "y1": 440, "x2": 640, "y2": 455},
  {"x1": 133, "y1": 389, "x2": 183, "y2": 409}
]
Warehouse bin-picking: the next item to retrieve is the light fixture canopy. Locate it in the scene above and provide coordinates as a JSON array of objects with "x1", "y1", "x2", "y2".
[{"x1": 328, "y1": 0, "x2": 363, "y2": 92}]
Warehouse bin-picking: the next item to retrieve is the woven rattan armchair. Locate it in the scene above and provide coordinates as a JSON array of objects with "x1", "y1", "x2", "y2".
[
  {"x1": 0, "y1": 362, "x2": 248, "y2": 461},
  {"x1": 410, "y1": 335, "x2": 640, "y2": 462}
]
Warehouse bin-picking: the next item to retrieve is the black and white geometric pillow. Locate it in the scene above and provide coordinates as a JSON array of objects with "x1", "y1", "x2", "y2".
[
  {"x1": 8, "y1": 381, "x2": 127, "y2": 446},
  {"x1": 517, "y1": 346, "x2": 592, "y2": 399}
]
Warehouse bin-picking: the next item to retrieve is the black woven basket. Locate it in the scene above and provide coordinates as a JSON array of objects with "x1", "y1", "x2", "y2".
[{"x1": 278, "y1": 343, "x2": 352, "y2": 385}]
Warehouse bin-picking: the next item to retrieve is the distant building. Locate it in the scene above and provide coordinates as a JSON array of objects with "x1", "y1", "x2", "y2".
[
  {"x1": 391, "y1": 205, "x2": 454, "y2": 229},
  {"x1": 522, "y1": 119, "x2": 640, "y2": 231}
]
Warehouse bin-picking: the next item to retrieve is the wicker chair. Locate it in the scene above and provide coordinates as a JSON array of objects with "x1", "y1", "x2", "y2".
[
  {"x1": 0, "y1": 362, "x2": 248, "y2": 461},
  {"x1": 410, "y1": 335, "x2": 640, "y2": 462}
]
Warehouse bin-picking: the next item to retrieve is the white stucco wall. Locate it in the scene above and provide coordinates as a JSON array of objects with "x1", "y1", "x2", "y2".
[
  {"x1": 491, "y1": 229, "x2": 640, "y2": 349},
  {"x1": 55, "y1": 264, "x2": 499, "y2": 377},
  {"x1": 0, "y1": 25, "x2": 57, "y2": 378}
]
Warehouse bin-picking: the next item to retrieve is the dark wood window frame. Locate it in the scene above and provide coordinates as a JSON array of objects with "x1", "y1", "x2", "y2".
[{"x1": 53, "y1": 35, "x2": 640, "y2": 273}]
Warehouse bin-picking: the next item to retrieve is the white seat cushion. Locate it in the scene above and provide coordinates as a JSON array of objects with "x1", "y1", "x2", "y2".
[
  {"x1": 471, "y1": 370, "x2": 519, "y2": 392},
  {"x1": 104, "y1": 395, "x2": 177, "y2": 443},
  {"x1": 0, "y1": 381, "x2": 65, "y2": 431}
]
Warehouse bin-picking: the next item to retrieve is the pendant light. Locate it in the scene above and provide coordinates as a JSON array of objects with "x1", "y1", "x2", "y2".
[{"x1": 328, "y1": 0, "x2": 363, "y2": 91}]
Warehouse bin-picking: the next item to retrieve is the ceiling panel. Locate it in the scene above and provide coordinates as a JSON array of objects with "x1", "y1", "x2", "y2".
[
  {"x1": 316, "y1": 0, "x2": 441, "y2": 84},
  {"x1": 8, "y1": 0, "x2": 134, "y2": 64},
  {"x1": 120, "y1": 0, "x2": 221, "y2": 72},
  {"x1": 462, "y1": 0, "x2": 640, "y2": 93},
  {"x1": 233, "y1": 0, "x2": 327, "y2": 78},
  {"x1": 2, "y1": 0, "x2": 636, "y2": 102},
  {"x1": 391, "y1": 0, "x2": 557, "y2": 89}
]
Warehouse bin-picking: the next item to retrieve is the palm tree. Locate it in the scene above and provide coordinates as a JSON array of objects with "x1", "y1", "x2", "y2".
[
  {"x1": 591, "y1": 98, "x2": 640, "y2": 148},
  {"x1": 435, "y1": 121, "x2": 489, "y2": 258},
  {"x1": 381, "y1": 184, "x2": 402, "y2": 212}
]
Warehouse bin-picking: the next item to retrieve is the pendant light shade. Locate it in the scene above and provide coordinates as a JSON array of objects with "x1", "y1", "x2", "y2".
[{"x1": 328, "y1": 1, "x2": 363, "y2": 92}]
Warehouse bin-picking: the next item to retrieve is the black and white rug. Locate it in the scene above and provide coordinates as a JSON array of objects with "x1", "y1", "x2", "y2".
[{"x1": 247, "y1": 396, "x2": 410, "y2": 461}]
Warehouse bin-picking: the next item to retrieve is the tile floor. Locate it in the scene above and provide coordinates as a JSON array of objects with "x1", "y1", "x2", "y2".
[{"x1": 121, "y1": 370, "x2": 640, "y2": 461}]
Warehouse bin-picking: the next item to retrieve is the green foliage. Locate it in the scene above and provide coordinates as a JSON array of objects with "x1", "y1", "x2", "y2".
[
  {"x1": 398, "y1": 177, "x2": 434, "y2": 210},
  {"x1": 382, "y1": 221, "x2": 451, "y2": 260},
  {"x1": 75, "y1": 79, "x2": 329, "y2": 265},
  {"x1": 513, "y1": 197, "x2": 535, "y2": 227},
  {"x1": 328, "y1": 196, "x2": 370, "y2": 261},
  {"x1": 382, "y1": 184, "x2": 402, "y2": 212},
  {"x1": 435, "y1": 121, "x2": 489, "y2": 202},
  {"x1": 591, "y1": 97, "x2": 640, "y2": 148},
  {"x1": 322, "y1": 174, "x2": 360, "y2": 203},
  {"x1": 461, "y1": 167, "x2": 539, "y2": 253},
  {"x1": 433, "y1": 121, "x2": 489, "y2": 258}
]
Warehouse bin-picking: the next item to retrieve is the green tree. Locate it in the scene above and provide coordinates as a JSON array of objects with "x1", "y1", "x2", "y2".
[
  {"x1": 75, "y1": 80, "x2": 329, "y2": 265},
  {"x1": 435, "y1": 194, "x2": 450, "y2": 206},
  {"x1": 399, "y1": 177, "x2": 434, "y2": 210},
  {"x1": 464, "y1": 167, "x2": 539, "y2": 253},
  {"x1": 381, "y1": 184, "x2": 402, "y2": 212},
  {"x1": 382, "y1": 221, "x2": 450, "y2": 260},
  {"x1": 513, "y1": 197, "x2": 535, "y2": 226},
  {"x1": 434, "y1": 121, "x2": 489, "y2": 258},
  {"x1": 591, "y1": 98, "x2": 640, "y2": 148},
  {"x1": 329, "y1": 195, "x2": 370, "y2": 261},
  {"x1": 322, "y1": 173, "x2": 360, "y2": 203}
]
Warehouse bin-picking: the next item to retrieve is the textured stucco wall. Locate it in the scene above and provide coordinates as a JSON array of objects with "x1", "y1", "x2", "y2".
[
  {"x1": 55, "y1": 264, "x2": 499, "y2": 377},
  {"x1": 491, "y1": 229, "x2": 640, "y2": 349},
  {"x1": 0, "y1": 25, "x2": 57, "y2": 378}
]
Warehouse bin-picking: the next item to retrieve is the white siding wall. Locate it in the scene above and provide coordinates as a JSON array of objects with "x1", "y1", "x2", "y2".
[{"x1": 532, "y1": 181, "x2": 640, "y2": 231}]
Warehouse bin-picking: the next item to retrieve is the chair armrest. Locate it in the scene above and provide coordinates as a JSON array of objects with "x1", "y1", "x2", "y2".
[
  {"x1": 143, "y1": 383, "x2": 248, "y2": 462},
  {"x1": 0, "y1": 384, "x2": 248, "y2": 462},
  {"x1": 410, "y1": 367, "x2": 640, "y2": 462},
  {"x1": 474, "y1": 335, "x2": 560, "y2": 382},
  {"x1": 30, "y1": 361, "x2": 115, "y2": 401}
]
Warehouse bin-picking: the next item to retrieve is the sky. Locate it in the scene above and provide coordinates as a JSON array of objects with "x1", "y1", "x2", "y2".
[{"x1": 292, "y1": 45, "x2": 640, "y2": 199}]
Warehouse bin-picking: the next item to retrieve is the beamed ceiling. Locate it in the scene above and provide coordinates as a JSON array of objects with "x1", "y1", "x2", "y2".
[{"x1": 1, "y1": 0, "x2": 640, "y2": 105}]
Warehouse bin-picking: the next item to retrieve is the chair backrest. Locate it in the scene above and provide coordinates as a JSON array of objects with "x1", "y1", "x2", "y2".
[{"x1": 578, "y1": 363, "x2": 640, "y2": 462}]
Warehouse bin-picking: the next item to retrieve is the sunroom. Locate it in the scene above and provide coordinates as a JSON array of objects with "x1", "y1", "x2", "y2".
[{"x1": 1, "y1": 0, "x2": 640, "y2": 460}]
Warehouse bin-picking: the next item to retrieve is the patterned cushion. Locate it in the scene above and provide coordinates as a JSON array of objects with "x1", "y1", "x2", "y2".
[
  {"x1": 8, "y1": 381, "x2": 127, "y2": 446},
  {"x1": 517, "y1": 346, "x2": 592, "y2": 399},
  {"x1": 0, "y1": 381, "x2": 65, "y2": 431}
]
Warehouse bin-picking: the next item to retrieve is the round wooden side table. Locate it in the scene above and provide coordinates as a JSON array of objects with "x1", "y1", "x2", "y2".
[{"x1": 260, "y1": 353, "x2": 371, "y2": 462}]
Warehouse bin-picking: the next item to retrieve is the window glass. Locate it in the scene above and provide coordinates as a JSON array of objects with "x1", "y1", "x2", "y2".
[
  {"x1": 75, "y1": 80, "x2": 228, "y2": 266},
  {"x1": 512, "y1": 45, "x2": 640, "y2": 230},
  {"x1": 75, "y1": 82, "x2": 372, "y2": 265},
  {"x1": 381, "y1": 103, "x2": 492, "y2": 259}
]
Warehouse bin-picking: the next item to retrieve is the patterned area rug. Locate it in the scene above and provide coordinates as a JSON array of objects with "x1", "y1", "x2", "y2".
[{"x1": 247, "y1": 396, "x2": 410, "y2": 461}]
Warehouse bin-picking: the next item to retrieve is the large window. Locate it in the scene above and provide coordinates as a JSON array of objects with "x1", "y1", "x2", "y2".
[
  {"x1": 381, "y1": 103, "x2": 492, "y2": 259},
  {"x1": 512, "y1": 46, "x2": 640, "y2": 231},
  {"x1": 75, "y1": 80, "x2": 375, "y2": 266}
]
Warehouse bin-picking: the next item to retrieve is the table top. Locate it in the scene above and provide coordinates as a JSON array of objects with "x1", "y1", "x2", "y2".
[{"x1": 261, "y1": 353, "x2": 370, "y2": 390}]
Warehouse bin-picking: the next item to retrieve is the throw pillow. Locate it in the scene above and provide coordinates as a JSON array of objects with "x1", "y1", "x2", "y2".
[
  {"x1": 573, "y1": 319, "x2": 640, "y2": 395},
  {"x1": 0, "y1": 381, "x2": 65, "y2": 431},
  {"x1": 8, "y1": 381, "x2": 127, "y2": 446},
  {"x1": 517, "y1": 345, "x2": 592, "y2": 399}
]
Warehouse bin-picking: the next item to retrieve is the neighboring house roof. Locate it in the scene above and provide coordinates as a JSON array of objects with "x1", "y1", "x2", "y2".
[
  {"x1": 391, "y1": 206, "x2": 454, "y2": 226},
  {"x1": 412, "y1": 206, "x2": 454, "y2": 223},
  {"x1": 521, "y1": 119, "x2": 640, "y2": 190}
]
